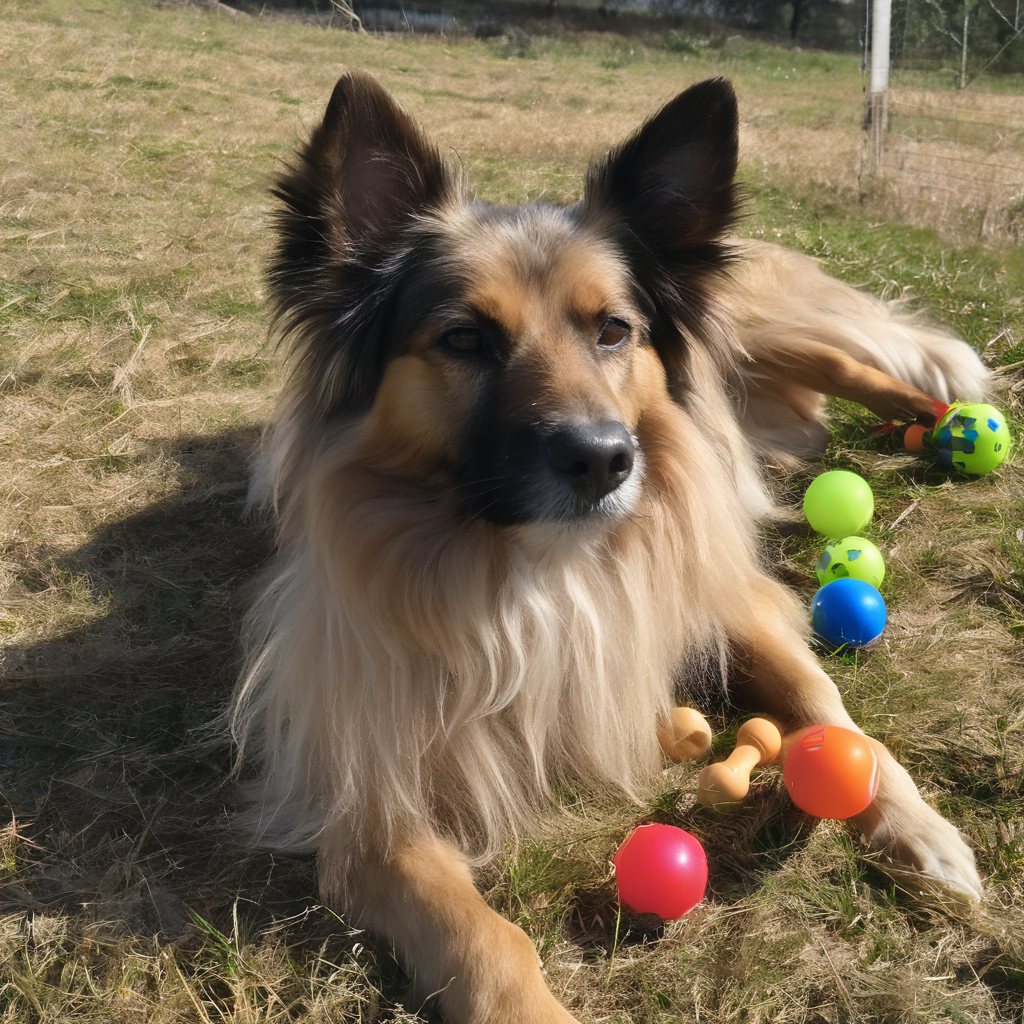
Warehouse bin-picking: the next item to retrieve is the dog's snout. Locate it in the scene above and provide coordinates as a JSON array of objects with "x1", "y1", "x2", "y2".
[{"x1": 545, "y1": 421, "x2": 635, "y2": 503}]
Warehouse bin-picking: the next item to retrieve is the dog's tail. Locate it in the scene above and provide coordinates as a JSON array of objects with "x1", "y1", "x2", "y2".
[{"x1": 723, "y1": 242, "x2": 990, "y2": 459}]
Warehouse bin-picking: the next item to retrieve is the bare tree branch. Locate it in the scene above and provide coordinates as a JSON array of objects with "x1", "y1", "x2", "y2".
[
  {"x1": 967, "y1": 16, "x2": 1024, "y2": 81},
  {"x1": 984, "y1": 0, "x2": 1021, "y2": 28},
  {"x1": 921, "y1": 0, "x2": 965, "y2": 47},
  {"x1": 330, "y1": 0, "x2": 365, "y2": 32}
]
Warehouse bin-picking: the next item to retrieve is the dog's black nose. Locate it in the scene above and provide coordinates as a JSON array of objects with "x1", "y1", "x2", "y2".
[{"x1": 546, "y1": 421, "x2": 635, "y2": 503}]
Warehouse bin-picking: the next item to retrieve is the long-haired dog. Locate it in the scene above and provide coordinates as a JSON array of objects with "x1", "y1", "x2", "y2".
[{"x1": 232, "y1": 73, "x2": 989, "y2": 1023}]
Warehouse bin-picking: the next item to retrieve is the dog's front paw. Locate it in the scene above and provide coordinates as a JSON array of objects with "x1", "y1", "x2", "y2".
[
  {"x1": 858, "y1": 797, "x2": 982, "y2": 899},
  {"x1": 852, "y1": 744, "x2": 982, "y2": 899}
]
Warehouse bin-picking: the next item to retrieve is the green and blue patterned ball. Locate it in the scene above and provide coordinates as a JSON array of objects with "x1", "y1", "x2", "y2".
[
  {"x1": 931, "y1": 402, "x2": 1011, "y2": 475},
  {"x1": 815, "y1": 536, "x2": 886, "y2": 589}
]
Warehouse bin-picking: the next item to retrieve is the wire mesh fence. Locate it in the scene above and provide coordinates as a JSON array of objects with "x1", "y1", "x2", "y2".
[{"x1": 863, "y1": 1, "x2": 1024, "y2": 246}]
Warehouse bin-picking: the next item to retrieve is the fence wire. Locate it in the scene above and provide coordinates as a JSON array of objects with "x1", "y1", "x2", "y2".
[{"x1": 860, "y1": 1, "x2": 1024, "y2": 245}]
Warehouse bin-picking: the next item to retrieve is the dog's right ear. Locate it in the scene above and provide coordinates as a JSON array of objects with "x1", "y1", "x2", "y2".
[
  {"x1": 270, "y1": 73, "x2": 460, "y2": 416},
  {"x1": 279, "y1": 72, "x2": 455, "y2": 251}
]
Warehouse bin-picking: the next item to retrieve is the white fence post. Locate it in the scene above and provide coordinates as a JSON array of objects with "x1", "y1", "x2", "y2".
[{"x1": 867, "y1": 0, "x2": 892, "y2": 176}]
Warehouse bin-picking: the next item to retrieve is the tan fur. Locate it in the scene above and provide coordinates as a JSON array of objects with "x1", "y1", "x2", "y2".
[
  {"x1": 724, "y1": 241, "x2": 989, "y2": 458},
  {"x1": 233, "y1": 77, "x2": 986, "y2": 1024},
  {"x1": 340, "y1": 834, "x2": 579, "y2": 1024}
]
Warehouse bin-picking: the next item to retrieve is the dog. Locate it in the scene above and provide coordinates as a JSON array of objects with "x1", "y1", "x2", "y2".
[{"x1": 231, "y1": 73, "x2": 989, "y2": 1024}]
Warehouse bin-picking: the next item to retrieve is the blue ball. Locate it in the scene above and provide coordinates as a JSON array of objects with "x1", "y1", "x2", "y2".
[{"x1": 811, "y1": 578, "x2": 887, "y2": 648}]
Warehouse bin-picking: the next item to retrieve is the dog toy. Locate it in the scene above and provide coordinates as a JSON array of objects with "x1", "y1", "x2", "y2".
[
  {"x1": 803, "y1": 470, "x2": 874, "y2": 539},
  {"x1": 657, "y1": 707, "x2": 713, "y2": 763},
  {"x1": 696, "y1": 718, "x2": 782, "y2": 806},
  {"x1": 811, "y1": 577, "x2": 886, "y2": 648},
  {"x1": 892, "y1": 402, "x2": 1011, "y2": 475},
  {"x1": 783, "y1": 724, "x2": 880, "y2": 819},
  {"x1": 614, "y1": 823, "x2": 707, "y2": 920},
  {"x1": 815, "y1": 536, "x2": 885, "y2": 589},
  {"x1": 929, "y1": 402, "x2": 1011, "y2": 475}
]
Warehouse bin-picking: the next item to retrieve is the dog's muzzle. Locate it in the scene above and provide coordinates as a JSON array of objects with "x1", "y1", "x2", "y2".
[
  {"x1": 544, "y1": 420, "x2": 635, "y2": 506},
  {"x1": 459, "y1": 417, "x2": 640, "y2": 526}
]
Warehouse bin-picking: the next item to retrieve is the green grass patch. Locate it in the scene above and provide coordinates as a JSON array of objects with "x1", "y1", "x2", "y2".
[
  {"x1": 739, "y1": 185, "x2": 1024, "y2": 365},
  {"x1": 0, "y1": 2, "x2": 1021, "y2": 1022}
]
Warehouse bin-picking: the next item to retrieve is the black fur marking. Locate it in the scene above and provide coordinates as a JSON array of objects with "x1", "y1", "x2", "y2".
[
  {"x1": 455, "y1": 346, "x2": 636, "y2": 526},
  {"x1": 583, "y1": 77, "x2": 741, "y2": 397},
  {"x1": 268, "y1": 72, "x2": 463, "y2": 419},
  {"x1": 457, "y1": 414, "x2": 627, "y2": 526}
]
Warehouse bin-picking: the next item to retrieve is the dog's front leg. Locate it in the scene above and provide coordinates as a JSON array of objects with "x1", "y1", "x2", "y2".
[
  {"x1": 728, "y1": 579, "x2": 982, "y2": 898},
  {"x1": 321, "y1": 833, "x2": 579, "y2": 1024}
]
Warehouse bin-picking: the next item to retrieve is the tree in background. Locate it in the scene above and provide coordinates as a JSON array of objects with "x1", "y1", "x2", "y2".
[
  {"x1": 654, "y1": 0, "x2": 862, "y2": 44},
  {"x1": 982, "y1": 0, "x2": 1024, "y2": 72},
  {"x1": 894, "y1": 0, "x2": 1023, "y2": 85},
  {"x1": 649, "y1": 0, "x2": 1020, "y2": 65}
]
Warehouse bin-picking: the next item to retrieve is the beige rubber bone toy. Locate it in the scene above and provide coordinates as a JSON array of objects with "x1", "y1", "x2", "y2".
[
  {"x1": 657, "y1": 707, "x2": 713, "y2": 763},
  {"x1": 696, "y1": 718, "x2": 782, "y2": 805}
]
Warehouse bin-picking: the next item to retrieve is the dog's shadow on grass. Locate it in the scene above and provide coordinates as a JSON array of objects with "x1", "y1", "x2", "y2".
[{"x1": 0, "y1": 426, "x2": 350, "y2": 950}]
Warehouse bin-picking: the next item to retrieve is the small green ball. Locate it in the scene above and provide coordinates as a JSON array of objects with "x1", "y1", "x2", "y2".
[
  {"x1": 931, "y1": 402, "x2": 1011, "y2": 475},
  {"x1": 815, "y1": 536, "x2": 886, "y2": 589},
  {"x1": 803, "y1": 470, "x2": 874, "y2": 539}
]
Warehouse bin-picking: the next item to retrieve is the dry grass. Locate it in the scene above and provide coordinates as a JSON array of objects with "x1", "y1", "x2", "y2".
[
  {"x1": 876, "y1": 86, "x2": 1024, "y2": 248},
  {"x1": 1, "y1": 1, "x2": 1024, "y2": 1021}
]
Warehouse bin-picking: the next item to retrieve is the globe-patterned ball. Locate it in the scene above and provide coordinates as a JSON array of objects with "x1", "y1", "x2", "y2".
[
  {"x1": 815, "y1": 537, "x2": 885, "y2": 589},
  {"x1": 931, "y1": 402, "x2": 1011, "y2": 475}
]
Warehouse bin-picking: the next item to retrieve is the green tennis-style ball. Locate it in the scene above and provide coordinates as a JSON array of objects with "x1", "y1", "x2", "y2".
[
  {"x1": 815, "y1": 536, "x2": 886, "y2": 589},
  {"x1": 803, "y1": 471, "x2": 874, "y2": 539},
  {"x1": 931, "y1": 402, "x2": 1011, "y2": 475}
]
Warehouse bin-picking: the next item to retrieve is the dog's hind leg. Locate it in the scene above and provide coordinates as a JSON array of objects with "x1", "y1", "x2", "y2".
[
  {"x1": 742, "y1": 335, "x2": 952, "y2": 426},
  {"x1": 733, "y1": 332, "x2": 964, "y2": 459},
  {"x1": 726, "y1": 241, "x2": 989, "y2": 431},
  {"x1": 323, "y1": 833, "x2": 579, "y2": 1024},
  {"x1": 727, "y1": 577, "x2": 982, "y2": 899}
]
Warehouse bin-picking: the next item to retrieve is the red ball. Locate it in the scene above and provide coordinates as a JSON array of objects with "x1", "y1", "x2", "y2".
[
  {"x1": 613, "y1": 823, "x2": 707, "y2": 920},
  {"x1": 783, "y1": 725, "x2": 880, "y2": 820}
]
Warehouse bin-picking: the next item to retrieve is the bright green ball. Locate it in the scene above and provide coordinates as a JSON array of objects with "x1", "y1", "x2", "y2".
[
  {"x1": 815, "y1": 536, "x2": 886, "y2": 589},
  {"x1": 803, "y1": 470, "x2": 874, "y2": 539},
  {"x1": 931, "y1": 402, "x2": 1011, "y2": 475}
]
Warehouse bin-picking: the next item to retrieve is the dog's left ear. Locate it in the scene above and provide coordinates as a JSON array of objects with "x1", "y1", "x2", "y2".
[
  {"x1": 584, "y1": 78, "x2": 739, "y2": 387},
  {"x1": 585, "y1": 77, "x2": 738, "y2": 255}
]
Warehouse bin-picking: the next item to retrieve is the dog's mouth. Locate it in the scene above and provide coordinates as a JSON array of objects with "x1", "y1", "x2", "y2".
[{"x1": 457, "y1": 419, "x2": 644, "y2": 526}]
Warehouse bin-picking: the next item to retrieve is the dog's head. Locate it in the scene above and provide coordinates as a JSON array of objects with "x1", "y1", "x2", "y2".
[{"x1": 270, "y1": 73, "x2": 739, "y2": 526}]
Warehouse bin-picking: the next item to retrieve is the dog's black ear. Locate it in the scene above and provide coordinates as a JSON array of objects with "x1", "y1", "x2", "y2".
[
  {"x1": 270, "y1": 72, "x2": 460, "y2": 416},
  {"x1": 282, "y1": 72, "x2": 455, "y2": 249},
  {"x1": 584, "y1": 78, "x2": 739, "y2": 391},
  {"x1": 585, "y1": 77, "x2": 738, "y2": 255}
]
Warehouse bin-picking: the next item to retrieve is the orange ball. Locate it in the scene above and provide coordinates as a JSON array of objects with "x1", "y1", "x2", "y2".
[
  {"x1": 783, "y1": 725, "x2": 880, "y2": 820},
  {"x1": 903, "y1": 424, "x2": 929, "y2": 453}
]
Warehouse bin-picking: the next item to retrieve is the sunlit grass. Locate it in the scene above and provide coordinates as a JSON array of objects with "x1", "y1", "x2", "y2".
[{"x1": 1, "y1": 2, "x2": 1022, "y2": 1022}]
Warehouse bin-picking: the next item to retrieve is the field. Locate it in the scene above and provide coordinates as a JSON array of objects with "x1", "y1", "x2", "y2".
[
  {"x1": 1, "y1": 1, "x2": 1024, "y2": 1021},
  {"x1": 879, "y1": 86, "x2": 1024, "y2": 249}
]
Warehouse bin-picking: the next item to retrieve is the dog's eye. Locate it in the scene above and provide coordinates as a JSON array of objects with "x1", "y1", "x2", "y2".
[
  {"x1": 441, "y1": 328, "x2": 485, "y2": 354},
  {"x1": 597, "y1": 319, "x2": 631, "y2": 350}
]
